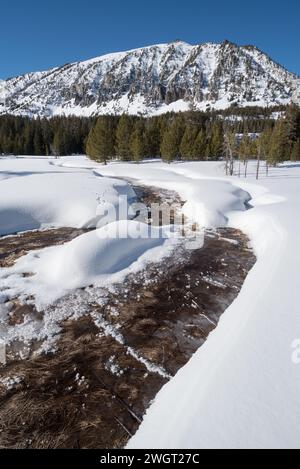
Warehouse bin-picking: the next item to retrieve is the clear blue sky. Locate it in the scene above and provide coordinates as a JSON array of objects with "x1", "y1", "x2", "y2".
[{"x1": 1, "y1": 0, "x2": 299, "y2": 79}]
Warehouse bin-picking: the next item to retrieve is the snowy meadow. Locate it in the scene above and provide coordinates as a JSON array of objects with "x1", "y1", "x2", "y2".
[{"x1": 0, "y1": 155, "x2": 300, "y2": 448}]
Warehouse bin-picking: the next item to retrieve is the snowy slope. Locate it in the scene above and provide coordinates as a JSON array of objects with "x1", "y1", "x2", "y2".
[{"x1": 0, "y1": 40, "x2": 299, "y2": 117}]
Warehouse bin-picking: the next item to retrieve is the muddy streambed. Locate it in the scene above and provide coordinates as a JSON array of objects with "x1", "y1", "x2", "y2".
[{"x1": 0, "y1": 183, "x2": 256, "y2": 449}]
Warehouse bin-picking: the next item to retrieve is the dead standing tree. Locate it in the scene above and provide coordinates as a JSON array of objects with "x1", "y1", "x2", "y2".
[
  {"x1": 224, "y1": 131, "x2": 236, "y2": 176},
  {"x1": 256, "y1": 141, "x2": 262, "y2": 180},
  {"x1": 239, "y1": 134, "x2": 249, "y2": 178}
]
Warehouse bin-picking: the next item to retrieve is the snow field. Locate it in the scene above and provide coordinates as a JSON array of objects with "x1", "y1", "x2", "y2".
[{"x1": 1, "y1": 156, "x2": 300, "y2": 448}]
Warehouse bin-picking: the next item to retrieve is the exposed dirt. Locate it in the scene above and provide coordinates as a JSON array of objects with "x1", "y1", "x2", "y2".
[{"x1": 0, "y1": 184, "x2": 256, "y2": 449}]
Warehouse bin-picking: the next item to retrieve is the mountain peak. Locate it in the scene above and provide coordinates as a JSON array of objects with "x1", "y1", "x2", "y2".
[
  {"x1": 222, "y1": 39, "x2": 238, "y2": 47},
  {"x1": 168, "y1": 39, "x2": 190, "y2": 45},
  {"x1": 0, "y1": 41, "x2": 299, "y2": 118}
]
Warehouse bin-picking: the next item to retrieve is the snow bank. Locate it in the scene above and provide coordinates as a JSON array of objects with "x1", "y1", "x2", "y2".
[
  {"x1": 125, "y1": 162, "x2": 300, "y2": 449},
  {"x1": 0, "y1": 157, "x2": 135, "y2": 235},
  {"x1": 0, "y1": 220, "x2": 176, "y2": 308},
  {"x1": 2, "y1": 155, "x2": 300, "y2": 448},
  {"x1": 63, "y1": 157, "x2": 300, "y2": 449},
  {"x1": 58, "y1": 158, "x2": 251, "y2": 229}
]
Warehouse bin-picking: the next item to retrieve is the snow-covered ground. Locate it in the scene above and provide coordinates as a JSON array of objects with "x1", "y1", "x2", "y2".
[
  {"x1": 0, "y1": 156, "x2": 249, "y2": 310},
  {"x1": 1, "y1": 155, "x2": 300, "y2": 448},
  {"x1": 123, "y1": 160, "x2": 300, "y2": 450},
  {"x1": 0, "y1": 156, "x2": 136, "y2": 235}
]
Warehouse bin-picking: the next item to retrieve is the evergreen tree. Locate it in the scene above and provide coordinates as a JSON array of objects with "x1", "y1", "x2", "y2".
[
  {"x1": 192, "y1": 130, "x2": 207, "y2": 160},
  {"x1": 210, "y1": 121, "x2": 224, "y2": 159},
  {"x1": 180, "y1": 125, "x2": 198, "y2": 160},
  {"x1": 115, "y1": 115, "x2": 133, "y2": 160},
  {"x1": 53, "y1": 128, "x2": 66, "y2": 156},
  {"x1": 239, "y1": 134, "x2": 252, "y2": 163},
  {"x1": 130, "y1": 120, "x2": 146, "y2": 162},
  {"x1": 33, "y1": 127, "x2": 45, "y2": 155},
  {"x1": 86, "y1": 117, "x2": 115, "y2": 164},
  {"x1": 144, "y1": 119, "x2": 161, "y2": 157},
  {"x1": 269, "y1": 120, "x2": 288, "y2": 165},
  {"x1": 291, "y1": 140, "x2": 300, "y2": 161},
  {"x1": 285, "y1": 104, "x2": 300, "y2": 144},
  {"x1": 160, "y1": 118, "x2": 184, "y2": 162},
  {"x1": 23, "y1": 123, "x2": 34, "y2": 155}
]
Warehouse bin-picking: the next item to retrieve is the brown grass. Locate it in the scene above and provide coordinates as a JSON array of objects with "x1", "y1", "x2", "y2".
[{"x1": 0, "y1": 227, "x2": 256, "y2": 449}]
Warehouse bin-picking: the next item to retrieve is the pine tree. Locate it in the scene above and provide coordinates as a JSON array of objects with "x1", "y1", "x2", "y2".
[
  {"x1": 291, "y1": 140, "x2": 300, "y2": 161},
  {"x1": 53, "y1": 128, "x2": 68, "y2": 156},
  {"x1": 86, "y1": 117, "x2": 115, "y2": 164},
  {"x1": 239, "y1": 134, "x2": 252, "y2": 163},
  {"x1": 144, "y1": 119, "x2": 161, "y2": 157},
  {"x1": 130, "y1": 120, "x2": 146, "y2": 162},
  {"x1": 285, "y1": 104, "x2": 300, "y2": 144},
  {"x1": 33, "y1": 127, "x2": 45, "y2": 155},
  {"x1": 269, "y1": 120, "x2": 288, "y2": 165},
  {"x1": 210, "y1": 121, "x2": 224, "y2": 159},
  {"x1": 160, "y1": 119, "x2": 184, "y2": 162},
  {"x1": 23, "y1": 123, "x2": 34, "y2": 155},
  {"x1": 192, "y1": 130, "x2": 207, "y2": 160},
  {"x1": 180, "y1": 125, "x2": 198, "y2": 160},
  {"x1": 115, "y1": 115, "x2": 133, "y2": 160}
]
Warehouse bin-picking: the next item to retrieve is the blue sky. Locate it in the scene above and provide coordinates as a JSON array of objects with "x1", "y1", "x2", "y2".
[{"x1": 1, "y1": 0, "x2": 299, "y2": 79}]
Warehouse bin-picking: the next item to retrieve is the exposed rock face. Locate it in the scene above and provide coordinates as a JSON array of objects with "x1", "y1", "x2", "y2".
[{"x1": 0, "y1": 40, "x2": 299, "y2": 117}]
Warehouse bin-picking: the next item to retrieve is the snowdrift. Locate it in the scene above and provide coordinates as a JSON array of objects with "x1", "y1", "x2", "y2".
[
  {"x1": 0, "y1": 220, "x2": 175, "y2": 308},
  {"x1": 76, "y1": 160, "x2": 251, "y2": 228},
  {"x1": 1, "y1": 156, "x2": 300, "y2": 448},
  {"x1": 0, "y1": 157, "x2": 135, "y2": 235}
]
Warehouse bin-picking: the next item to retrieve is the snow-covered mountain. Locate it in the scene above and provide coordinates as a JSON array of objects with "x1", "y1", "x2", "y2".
[{"x1": 0, "y1": 40, "x2": 299, "y2": 117}]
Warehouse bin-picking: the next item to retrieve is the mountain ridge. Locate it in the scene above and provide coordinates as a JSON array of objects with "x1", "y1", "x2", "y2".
[{"x1": 0, "y1": 40, "x2": 299, "y2": 117}]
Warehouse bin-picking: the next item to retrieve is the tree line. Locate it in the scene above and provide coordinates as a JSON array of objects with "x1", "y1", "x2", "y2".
[
  {"x1": 86, "y1": 113, "x2": 225, "y2": 163},
  {"x1": 0, "y1": 105, "x2": 299, "y2": 167},
  {"x1": 225, "y1": 104, "x2": 300, "y2": 169},
  {"x1": 0, "y1": 116, "x2": 93, "y2": 156},
  {"x1": 86, "y1": 105, "x2": 300, "y2": 166}
]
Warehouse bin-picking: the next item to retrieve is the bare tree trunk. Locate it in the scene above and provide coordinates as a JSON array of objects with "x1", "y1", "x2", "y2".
[
  {"x1": 224, "y1": 131, "x2": 236, "y2": 176},
  {"x1": 225, "y1": 150, "x2": 228, "y2": 175},
  {"x1": 266, "y1": 160, "x2": 269, "y2": 177},
  {"x1": 229, "y1": 152, "x2": 234, "y2": 176},
  {"x1": 256, "y1": 144, "x2": 261, "y2": 180},
  {"x1": 244, "y1": 159, "x2": 248, "y2": 178},
  {"x1": 238, "y1": 159, "x2": 241, "y2": 178}
]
